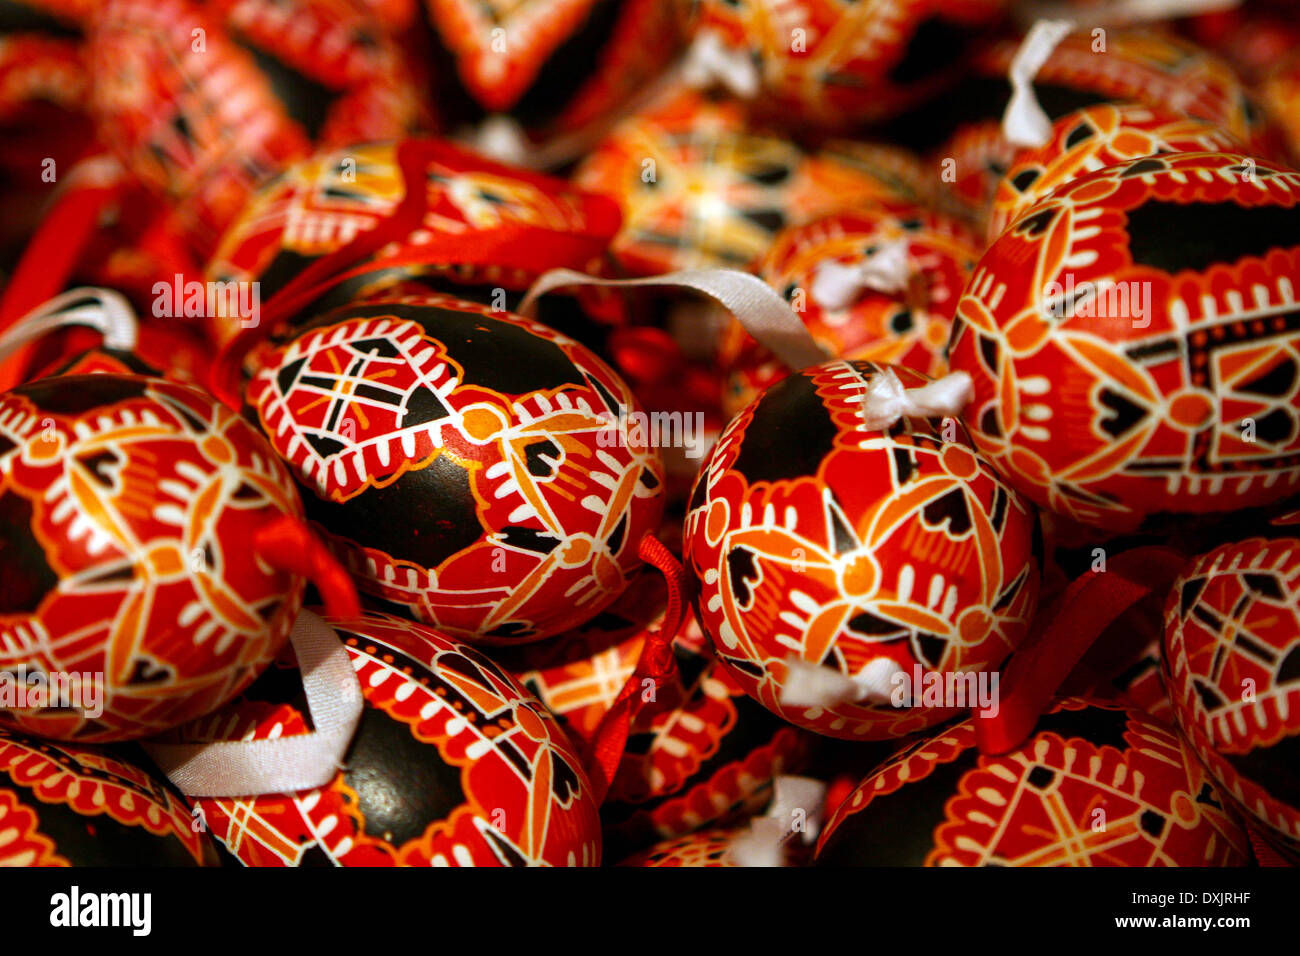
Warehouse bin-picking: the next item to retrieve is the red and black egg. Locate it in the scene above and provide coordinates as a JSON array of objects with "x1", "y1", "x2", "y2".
[
  {"x1": 0, "y1": 729, "x2": 217, "y2": 866},
  {"x1": 182, "y1": 610, "x2": 602, "y2": 866},
  {"x1": 949, "y1": 151, "x2": 1300, "y2": 533},
  {"x1": 85, "y1": 0, "x2": 427, "y2": 253},
  {"x1": 683, "y1": 359, "x2": 1040, "y2": 740},
  {"x1": 988, "y1": 102, "x2": 1247, "y2": 242},
  {"x1": 1163, "y1": 527, "x2": 1300, "y2": 863},
  {"x1": 897, "y1": 28, "x2": 1279, "y2": 228},
  {"x1": 814, "y1": 699, "x2": 1251, "y2": 866},
  {"x1": 0, "y1": 374, "x2": 307, "y2": 741},
  {"x1": 204, "y1": 139, "x2": 625, "y2": 348},
  {"x1": 245, "y1": 292, "x2": 665, "y2": 643}
]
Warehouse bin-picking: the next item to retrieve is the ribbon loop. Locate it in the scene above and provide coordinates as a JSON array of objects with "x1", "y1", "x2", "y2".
[
  {"x1": 142, "y1": 610, "x2": 364, "y2": 797},
  {"x1": 810, "y1": 239, "x2": 912, "y2": 310},
  {"x1": 582, "y1": 534, "x2": 689, "y2": 804},
  {"x1": 519, "y1": 267, "x2": 829, "y2": 372},
  {"x1": 0, "y1": 287, "x2": 139, "y2": 368}
]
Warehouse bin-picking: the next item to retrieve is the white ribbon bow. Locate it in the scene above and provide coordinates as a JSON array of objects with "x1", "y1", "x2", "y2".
[
  {"x1": 727, "y1": 775, "x2": 828, "y2": 867},
  {"x1": 810, "y1": 239, "x2": 913, "y2": 310}
]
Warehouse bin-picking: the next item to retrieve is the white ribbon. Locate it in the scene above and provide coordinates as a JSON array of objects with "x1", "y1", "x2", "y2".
[
  {"x1": 727, "y1": 775, "x2": 827, "y2": 867},
  {"x1": 0, "y1": 287, "x2": 138, "y2": 367},
  {"x1": 780, "y1": 656, "x2": 908, "y2": 708},
  {"x1": 855, "y1": 366, "x2": 973, "y2": 431},
  {"x1": 681, "y1": 29, "x2": 761, "y2": 99},
  {"x1": 1002, "y1": 19, "x2": 1075, "y2": 149},
  {"x1": 142, "y1": 611, "x2": 364, "y2": 797},
  {"x1": 519, "y1": 267, "x2": 830, "y2": 371},
  {"x1": 810, "y1": 239, "x2": 913, "y2": 310}
]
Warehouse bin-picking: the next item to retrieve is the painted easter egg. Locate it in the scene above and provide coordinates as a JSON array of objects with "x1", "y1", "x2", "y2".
[
  {"x1": 908, "y1": 28, "x2": 1277, "y2": 227},
  {"x1": 499, "y1": 585, "x2": 812, "y2": 857},
  {"x1": 675, "y1": 0, "x2": 1007, "y2": 129},
  {"x1": 205, "y1": 139, "x2": 624, "y2": 346},
  {"x1": 949, "y1": 151, "x2": 1300, "y2": 533},
  {"x1": 814, "y1": 699, "x2": 1251, "y2": 866},
  {"x1": 1163, "y1": 531, "x2": 1300, "y2": 863},
  {"x1": 245, "y1": 292, "x2": 665, "y2": 643},
  {"x1": 719, "y1": 204, "x2": 979, "y2": 418},
  {"x1": 0, "y1": 375, "x2": 307, "y2": 741},
  {"x1": 574, "y1": 88, "x2": 934, "y2": 276},
  {"x1": 86, "y1": 0, "x2": 426, "y2": 253},
  {"x1": 183, "y1": 610, "x2": 602, "y2": 866},
  {"x1": 0, "y1": 730, "x2": 217, "y2": 866},
  {"x1": 682, "y1": 359, "x2": 1040, "y2": 740},
  {"x1": 988, "y1": 103, "x2": 1246, "y2": 242}
]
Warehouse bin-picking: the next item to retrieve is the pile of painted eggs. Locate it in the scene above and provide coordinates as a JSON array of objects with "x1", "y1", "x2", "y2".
[{"x1": 1, "y1": 0, "x2": 1299, "y2": 869}]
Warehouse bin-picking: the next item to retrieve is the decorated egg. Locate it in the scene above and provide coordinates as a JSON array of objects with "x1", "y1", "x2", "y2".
[
  {"x1": 719, "y1": 204, "x2": 979, "y2": 418},
  {"x1": 1163, "y1": 531, "x2": 1300, "y2": 862},
  {"x1": 183, "y1": 610, "x2": 602, "y2": 866},
  {"x1": 913, "y1": 28, "x2": 1277, "y2": 227},
  {"x1": 950, "y1": 151, "x2": 1300, "y2": 533},
  {"x1": 420, "y1": 0, "x2": 680, "y2": 144},
  {"x1": 205, "y1": 139, "x2": 624, "y2": 346},
  {"x1": 0, "y1": 729, "x2": 217, "y2": 866},
  {"x1": 499, "y1": 583, "x2": 812, "y2": 856},
  {"x1": 245, "y1": 292, "x2": 665, "y2": 643},
  {"x1": 988, "y1": 103, "x2": 1247, "y2": 241},
  {"x1": 683, "y1": 360, "x2": 1040, "y2": 740},
  {"x1": 0, "y1": 375, "x2": 309, "y2": 741},
  {"x1": 815, "y1": 699, "x2": 1251, "y2": 866},
  {"x1": 574, "y1": 88, "x2": 935, "y2": 276},
  {"x1": 675, "y1": 0, "x2": 1007, "y2": 129},
  {"x1": 86, "y1": 0, "x2": 426, "y2": 254}
]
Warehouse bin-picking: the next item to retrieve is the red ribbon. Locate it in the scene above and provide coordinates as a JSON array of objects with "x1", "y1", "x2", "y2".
[
  {"x1": 975, "y1": 544, "x2": 1188, "y2": 755},
  {"x1": 252, "y1": 515, "x2": 361, "y2": 621},
  {"x1": 208, "y1": 138, "x2": 622, "y2": 409},
  {"x1": 582, "y1": 534, "x2": 689, "y2": 804},
  {"x1": 0, "y1": 172, "x2": 123, "y2": 391}
]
